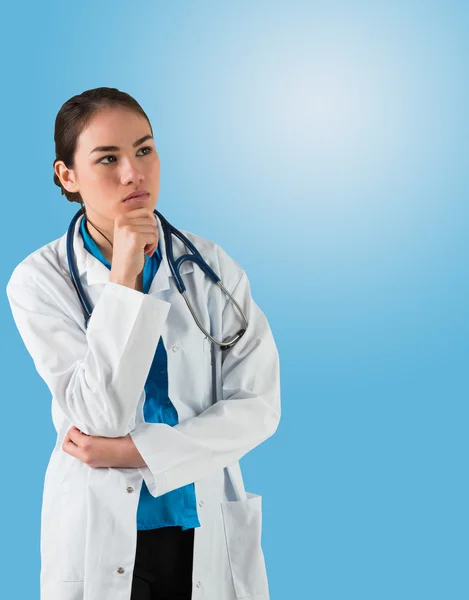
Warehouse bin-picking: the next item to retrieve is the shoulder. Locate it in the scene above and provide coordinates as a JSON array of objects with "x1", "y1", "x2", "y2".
[{"x1": 6, "y1": 235, "x2": 67, "y2": 300}]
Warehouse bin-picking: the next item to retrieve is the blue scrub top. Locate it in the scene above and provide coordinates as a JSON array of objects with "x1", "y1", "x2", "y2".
[{"x1": 80, "y1": 216, "x2": 200, "y2": 531}]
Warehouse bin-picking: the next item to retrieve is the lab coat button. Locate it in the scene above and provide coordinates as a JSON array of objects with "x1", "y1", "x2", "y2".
[
  {"x1": 127, "y1": 487, "x2": 134, "y2": 493},
  {"x1": 172, "y1": 345, "x2": 178, "y2": 352},
  {"x1": 117, "y1": 567, "x2": 125, "y2": 574},
  {"x1": 196, "y1": 581, "x2": 201, "y2": 587},
  {"x1": 198, "y1": 500, "x2": 204, "y2": 507}
]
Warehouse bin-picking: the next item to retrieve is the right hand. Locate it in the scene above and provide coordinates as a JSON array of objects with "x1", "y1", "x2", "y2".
[{"x1": 110, "y1": 207, "x2": 159, "y2": 284}]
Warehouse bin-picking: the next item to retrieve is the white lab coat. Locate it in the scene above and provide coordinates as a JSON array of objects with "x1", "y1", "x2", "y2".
[{"x1": 5, "y1": 212, "x2": 281, "y2": 600}]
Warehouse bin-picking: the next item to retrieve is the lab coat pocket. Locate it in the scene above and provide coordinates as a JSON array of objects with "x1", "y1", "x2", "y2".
[
  {"x1": 59, "y1": 485, "x2": 86, "y2": 582},
  {"x1": 221, "y1": 492, "x2": 269, "y2": 598}
]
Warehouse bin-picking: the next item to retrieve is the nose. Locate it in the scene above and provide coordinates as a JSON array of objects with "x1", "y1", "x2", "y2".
[{"x1": 120, "y1": 157, "x2": 145, "y2": 185}]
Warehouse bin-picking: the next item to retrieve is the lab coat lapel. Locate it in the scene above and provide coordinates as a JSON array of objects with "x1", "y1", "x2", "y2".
[{"x1": 70, "y1": 210, "x2": 194, "y2": 294}]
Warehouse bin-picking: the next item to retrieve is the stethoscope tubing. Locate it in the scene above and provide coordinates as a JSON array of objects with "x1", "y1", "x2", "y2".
[{"x1": 67, "y1": 207, "x2": 247, "y2": 350}]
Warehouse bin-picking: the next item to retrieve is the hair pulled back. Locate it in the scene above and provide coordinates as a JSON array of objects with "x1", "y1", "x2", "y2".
[{"x1": 53, "y1": 87, "x2": 152, "y2": 205}]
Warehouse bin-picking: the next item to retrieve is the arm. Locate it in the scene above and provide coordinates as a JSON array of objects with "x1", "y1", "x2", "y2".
[
  {"x1": 129, "y1": 268, "x2": 281, "y2": 498},
  {"x1": 62, "y1": 425, "x2": 147, "y2": 468},
  {"x1": 6, "y1": 262, "x2": 171, "y2": 438}
]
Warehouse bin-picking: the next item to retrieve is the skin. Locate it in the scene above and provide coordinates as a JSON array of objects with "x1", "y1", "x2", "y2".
[
  {"x1": 62, "y1": 426, "x2": 146, "y2": 469},
  {"x1": 55, "y1": 105, "x2": 161, "y2": 469}
]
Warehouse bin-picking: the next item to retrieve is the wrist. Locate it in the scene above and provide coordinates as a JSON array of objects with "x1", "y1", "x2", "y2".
[{"x1": 122, "y1": 434, "x2": 147, "y2": 468}]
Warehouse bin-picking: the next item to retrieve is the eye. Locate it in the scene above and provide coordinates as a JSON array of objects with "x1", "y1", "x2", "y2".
[
  {"x1": 99, "y1": 155, "x2": 116, "y2": 165},
  {"x1": 139, "y1": 146, "x2": 153, "y2": 156},
  {"x1": 98, "y1": 146, "x2": 154, "y2": 165}
]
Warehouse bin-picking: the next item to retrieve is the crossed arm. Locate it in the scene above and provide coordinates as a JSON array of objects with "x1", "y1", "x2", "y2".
[
  {"x1": 62, "y1": 425, "x2": 146, "y2": 469},
  {"x1": 8, "y1": 255, "x2": 280, "y2": 487}
]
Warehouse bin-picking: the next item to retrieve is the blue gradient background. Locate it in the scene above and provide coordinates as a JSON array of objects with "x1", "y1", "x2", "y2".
[{"x1": 1, "y1": 2, "x2": 468, "y2": 599}]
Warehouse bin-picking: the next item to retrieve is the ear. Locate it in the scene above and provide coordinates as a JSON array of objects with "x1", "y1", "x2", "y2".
[{"x1": 55, "y1": 160, "x2": 80, "y2": 194}]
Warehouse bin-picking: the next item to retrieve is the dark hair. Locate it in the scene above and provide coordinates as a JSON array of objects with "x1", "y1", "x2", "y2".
[{"x1": 52, "y1": 87, "x2": 153, "y2": 205}]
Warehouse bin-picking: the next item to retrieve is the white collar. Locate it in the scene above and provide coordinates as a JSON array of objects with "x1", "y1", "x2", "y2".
[{"x1": 65, "y1": 211, "x2": 194, "y2": 294}]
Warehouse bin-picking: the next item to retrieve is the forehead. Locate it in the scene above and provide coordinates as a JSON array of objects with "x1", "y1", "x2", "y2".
[{"x1": 76, "y1": 106, "x2": 150, "y2": 152}]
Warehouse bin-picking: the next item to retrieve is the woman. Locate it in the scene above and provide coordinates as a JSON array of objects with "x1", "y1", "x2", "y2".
[{"x1": 5, "y1": 87, "x2": 281, "y2": 600}]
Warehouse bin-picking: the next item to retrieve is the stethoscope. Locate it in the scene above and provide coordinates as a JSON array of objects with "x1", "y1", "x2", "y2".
[{"x1": 66, "y1": 206, "x2": 248, "y2": 351}]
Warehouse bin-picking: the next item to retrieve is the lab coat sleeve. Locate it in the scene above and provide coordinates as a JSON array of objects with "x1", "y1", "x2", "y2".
[
  {"x1": 6, "y1": 261, "x2": 171, "y2": 438},
  {"x1": 129, "y1": 267, "x2": 281, "y2": 498}
]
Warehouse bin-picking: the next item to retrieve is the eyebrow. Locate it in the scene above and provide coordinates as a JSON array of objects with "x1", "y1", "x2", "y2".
[{"x1": 89, "y1": 134, "x2": 154, "y2": 155}]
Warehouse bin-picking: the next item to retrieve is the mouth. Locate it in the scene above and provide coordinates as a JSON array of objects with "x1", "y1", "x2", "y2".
[{"x1": 123, "y1": 192, "x2": 149, "y2": 203}]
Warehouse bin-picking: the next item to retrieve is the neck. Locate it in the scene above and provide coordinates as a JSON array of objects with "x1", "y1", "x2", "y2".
[{"x1": 83, "y1": 214, "x2": 114, "y2": 264}]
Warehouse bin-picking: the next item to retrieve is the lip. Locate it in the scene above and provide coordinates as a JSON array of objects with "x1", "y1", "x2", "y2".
[{"x1": 122, "y1": 190, "x2": 149, "y2": 202}]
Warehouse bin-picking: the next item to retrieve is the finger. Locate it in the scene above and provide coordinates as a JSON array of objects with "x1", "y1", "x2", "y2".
[
  {"x1": 63, "y1": 435, "x2": 88, "y2": 462},
  {"x1": 68, "y1": 426, "x2": 87, "y2": 446},
  {"x1": 67, "y1": 427, "x2": 79, "y2": 444},
  {"x1": 144, "y1": 242, "x2": 157, "y2": 256},
  {"x1": 62, "y1": 438, "x2": 77, "y2": 458},
  {"x1": 64, "y1": 435, "x2": 78, "y2": 449}
]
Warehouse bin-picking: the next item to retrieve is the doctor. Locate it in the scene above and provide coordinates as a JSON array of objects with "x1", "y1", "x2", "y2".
[{"x1": 5, "y1": 87, "x2": 281, "y2": 600}]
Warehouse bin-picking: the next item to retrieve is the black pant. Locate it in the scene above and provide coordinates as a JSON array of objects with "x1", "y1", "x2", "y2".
[{"x1": 130, "y1": 526, "x2": 195, "y2": 600}]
